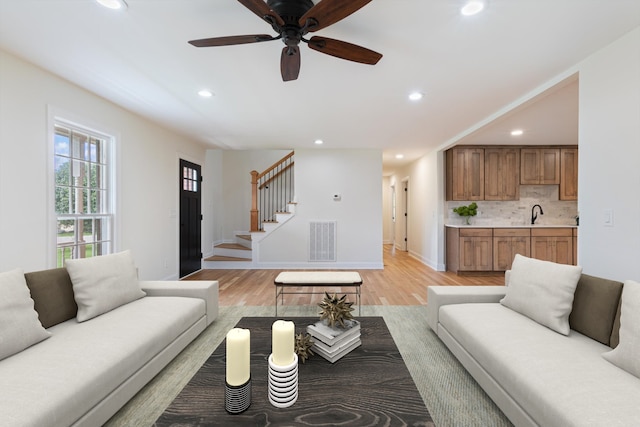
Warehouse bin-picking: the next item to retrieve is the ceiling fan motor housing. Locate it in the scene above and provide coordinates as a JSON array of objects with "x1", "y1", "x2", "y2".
[{"x1": 266, "y1": 0, "x2": 314, "y2": 25}]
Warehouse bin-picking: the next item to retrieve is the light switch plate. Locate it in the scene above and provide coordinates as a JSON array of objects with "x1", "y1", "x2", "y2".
[{"x1": 603, "y1": 209, "x2": 613, "y2": 226}]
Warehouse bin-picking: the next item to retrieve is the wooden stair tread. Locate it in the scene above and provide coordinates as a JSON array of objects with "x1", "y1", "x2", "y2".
[
  {"x1": 237, "y1": 234, "x2": 252, "y2": 241},
  {"x1": 205, "y1": 255, "x2": 250, "y2": 262},
  {"x1": 215, "y1": 243, "x2": 250, "y2": 251}
]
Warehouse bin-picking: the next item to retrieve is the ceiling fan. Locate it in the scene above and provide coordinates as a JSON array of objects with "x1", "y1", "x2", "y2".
[{"x1": 188, "y1": 0, "x2": 383, "y2": 81}]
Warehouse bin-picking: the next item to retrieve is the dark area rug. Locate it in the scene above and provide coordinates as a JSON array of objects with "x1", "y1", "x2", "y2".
[{"x1": 154, "y1": 316, "x2": 434, "y2": 426}]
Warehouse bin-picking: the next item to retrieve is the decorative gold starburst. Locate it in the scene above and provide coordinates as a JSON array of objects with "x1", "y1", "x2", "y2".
[
  {"x1": 295, "y1": 332, "x2": 314, "y2": 363},
  {"x1": 318, "y1": 292, "x2": 355, "y2": 328}
]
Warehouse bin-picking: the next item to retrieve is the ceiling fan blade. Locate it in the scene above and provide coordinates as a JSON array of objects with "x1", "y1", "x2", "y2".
[
  {"x1": 188, "y1": 34, "x2": 275, "y2": 47},
  {"x1": 299, "y1": 0, "x2": 372, "y2": 32},
  {"x1": 307, "y1": 36, "x2": 382, "y2": 65},
  {"x1": 237, "y1": 0, "x2": 284, "y2": 27},
  {"x1": 281, "y1": 46, "x2": 301, "y2": 81}
]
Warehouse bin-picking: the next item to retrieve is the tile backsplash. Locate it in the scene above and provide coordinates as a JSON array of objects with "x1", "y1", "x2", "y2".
[{"x1": 446, "y1": 185, "x2": 578, "y2": 226}]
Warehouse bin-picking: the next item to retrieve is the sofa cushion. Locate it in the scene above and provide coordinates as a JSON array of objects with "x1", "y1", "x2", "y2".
[
  {"x1": 500, "y1": 254, "x2": 582, "y2": 335},
  {"x1": 24, "y1": 268, "x2": 78, "y2": 328},
  {"x1": 65, "y1": 250, "x2": 145, "y2": 322},
  {"x1": 569, "y1": 274, "x2": 623, "y2": 346},
  {"x1": 439, "y1": 303, "x2": 640, "y2": 427},
  {"x1": 0, "y1": 269, "x2": 51, "y2": 361},
  {"x1": 603, "y1": 280, "x2": 640, "y2": 379},
  {"x1": 0, "y1": 296, "x2": 205, "y2": 427}
]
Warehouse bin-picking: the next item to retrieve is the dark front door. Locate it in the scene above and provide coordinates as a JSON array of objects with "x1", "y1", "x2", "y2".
[{"x1": 179, "y1": 159, "x2": 202, "y2": 278}]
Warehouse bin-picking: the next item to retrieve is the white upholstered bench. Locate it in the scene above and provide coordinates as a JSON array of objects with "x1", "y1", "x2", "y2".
[{"x1": 273, "y1": 271, "x2": 363, "y2": 316}]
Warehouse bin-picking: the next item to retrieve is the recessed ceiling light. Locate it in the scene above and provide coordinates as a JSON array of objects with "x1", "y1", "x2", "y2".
[
  {"x1": 461, "y1": 0, "x2": 485, "y2": 16},
  {"x1": 511, "y1": 129, "x2": 524, "y2": 136},
  {"x1": 198, "y1": 89, "x2": 213, "y2": 98},
  {"x1": 408, "y1": 92, "x2": 424, "y2": 101},
  {"x1": 96, "y1": 0, "x2": 128, "y2": 10},
  {"x1": 395, "y1": 154, "x2": 404, "y2": 159},
  {"x1": 314, "y1": 139, "x2": 323, "y2": 145}
]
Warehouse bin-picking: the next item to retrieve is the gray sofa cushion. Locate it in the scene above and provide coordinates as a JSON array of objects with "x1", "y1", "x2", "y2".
[
  {"x1": 24, "y1": 268, "x2": 77, "y2": 328},
  {"x1": 569, "y1": 274, "x2": 623, "y2": 346}
]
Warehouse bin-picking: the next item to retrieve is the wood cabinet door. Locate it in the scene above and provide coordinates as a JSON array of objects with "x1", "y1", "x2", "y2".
[
  {"x1": 540, "y1": 149, "x2": 560, "y2": 184},
  {"x1": 449, "y1": 148, "x2": 484, "y2": 200},
  {"x1": 459, "y1": 236, "x2": 492, "y2": 271},
  {"x1": 560, "y1": 148, "x2": 578, "y2": 200},
  {"x1": 531, "y1": 235, "x2": 573, "y2": 265},
  {"x1": 520, "y1": 148, "x2": 560, "y2": 184},
  {"x1": 493, "y1": 236, "x2": 530, "y2": 270},
  {"x1": 485, "y1": 148, "x2": 520, "y2": 200}
]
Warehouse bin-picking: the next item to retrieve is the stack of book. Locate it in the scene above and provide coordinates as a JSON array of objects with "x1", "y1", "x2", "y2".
[{"x1": 306, "y1": 319, "x2": 361, "y2": 363}]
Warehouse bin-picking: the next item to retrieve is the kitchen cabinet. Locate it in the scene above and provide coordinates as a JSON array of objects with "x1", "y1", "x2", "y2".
[
  {"x1": 560, "y1": 148, "x2": 578, "y2": 200},
  {"x1": 520, "y1": 148, "x2": 560, "y2": 185},
  {"x1": 485, "y1": 148, "x2": 520, "y2": 200},
  {"x1": 530, "y1": 228, "x2": 573, "y2": 265},
  {"x1": 493, "y1": 228, "x2": 530, "y2": 271},
  {"x1": 446, "y1": 227, "x2": 493, "y2": 272},
  {"x1": 446, "y1": 226, "x2": 577, "y2": 273},
  {"x1": 446, "y1": 147, "x2": 484, "y2": 201}
]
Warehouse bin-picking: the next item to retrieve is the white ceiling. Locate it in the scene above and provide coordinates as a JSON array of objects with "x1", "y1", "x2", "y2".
[{"x1": 1, "y1": 1, "x2": 638, "y2": 174}]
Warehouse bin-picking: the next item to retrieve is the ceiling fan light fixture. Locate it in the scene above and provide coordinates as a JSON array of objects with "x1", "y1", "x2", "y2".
[
  {"x1": 96, "y1": 0, "x2": 128, "y2": 10},
  {"x1": 461, "y1": 0, "x2": 486, "y2": 16}
]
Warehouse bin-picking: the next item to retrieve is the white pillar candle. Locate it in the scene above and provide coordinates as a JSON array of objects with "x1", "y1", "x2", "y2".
[
  {"x1": 226, "y1": 328, "x2": 250, "y2": 386},
  {"x1": 272, "y1": 320, "x2": 295, "y2": 366}
]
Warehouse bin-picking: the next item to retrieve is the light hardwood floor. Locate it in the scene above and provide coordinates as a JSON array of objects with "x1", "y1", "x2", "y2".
[{"x1": 185, "y1": 244, "x2": 504, "y2": 306}]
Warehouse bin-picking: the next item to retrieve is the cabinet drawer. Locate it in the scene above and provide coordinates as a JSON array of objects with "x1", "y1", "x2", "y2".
[
  {"x1": 493, "y1": 228, "x2": 530, "y2": 237},
  {"x1": 459, "y1": 228, "x2": 492, "y2": 237},
  {"x1": 530, "y1": 228, "x2": 573, "y2": 237}
]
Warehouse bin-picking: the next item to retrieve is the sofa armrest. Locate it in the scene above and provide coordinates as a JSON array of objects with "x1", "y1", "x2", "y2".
[
  {"x1": 140, "y1": 280, "x2": 219, "y2": 326},
  {"x1": 426, "y1": 286, "x2": 507, "y2": 333}
]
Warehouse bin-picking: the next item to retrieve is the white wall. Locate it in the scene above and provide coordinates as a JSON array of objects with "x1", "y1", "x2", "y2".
[
  {"x1": 382, "y1": 176, "x2": 393, "y2": 244},
  {"x1": 218, "y1": 149, "x2": 291, "y2": 241},
  {"x1": 256, "y1": 149, "x2": 383, "y2": 269},
  {"x1": 0, "y1": 50, "x2": 208, "y2": 279},
  {"x1": 202, "y1": 149, "x2": 223, "y2": 258},
  {"x1": 577, "y1": 28, "x2": 640, "y2": 281}
]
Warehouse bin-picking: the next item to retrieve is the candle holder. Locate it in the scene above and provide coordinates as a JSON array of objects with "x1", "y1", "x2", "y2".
[
  {"x1": 225, "y1": 376, "x2": 252, "y2": 414},
  {"x1": 268, "y1": 353, "x2": 298, "y2": 408}
]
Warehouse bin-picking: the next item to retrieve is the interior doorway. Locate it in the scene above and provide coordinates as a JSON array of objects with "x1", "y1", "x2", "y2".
[{"x1": 179, "y1": 159, "x2": 202, "y2": 278}]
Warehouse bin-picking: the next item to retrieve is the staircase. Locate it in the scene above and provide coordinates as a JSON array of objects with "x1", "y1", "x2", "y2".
[
  {"x1": 203, "y1": 202, "x2": 297, "y2": 269},
  {"x1": 203, "y1": 152, "x2": 296, "y2": 269}
]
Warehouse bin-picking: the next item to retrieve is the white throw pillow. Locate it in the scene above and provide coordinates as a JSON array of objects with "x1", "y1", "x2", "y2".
[
  {"x1": 66, "y1": 250, "x2": 145, "y2": 322},
  {"x1": 0, "y1": 268, "x2": 51, "y2": 360},
  {"x1": 603, "y1": 280, "x2": 640, "y2": 378},
  {"x1": 500, "y1": 254, "x2": 582, "y2": 335}
]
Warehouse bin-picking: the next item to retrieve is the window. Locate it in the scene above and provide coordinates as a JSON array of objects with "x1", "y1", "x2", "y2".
[{"x1": 54, "y1": 123, "x2": 113, "y2": 267}]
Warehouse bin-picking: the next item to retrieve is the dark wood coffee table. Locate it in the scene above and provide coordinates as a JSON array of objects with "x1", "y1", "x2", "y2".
[{"x1": 155, "y1": 317, "x2": 433, "y2": 426}]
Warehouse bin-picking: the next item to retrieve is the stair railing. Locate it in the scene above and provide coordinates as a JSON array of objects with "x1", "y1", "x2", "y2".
[{"x1": 250, "y1": 152, "x2": 294, "y2": 232}]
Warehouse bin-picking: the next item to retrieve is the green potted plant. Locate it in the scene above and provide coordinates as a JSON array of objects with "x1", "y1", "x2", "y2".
[{"x1": 453, "y1": 202, "x2": 478, "y2": 225}]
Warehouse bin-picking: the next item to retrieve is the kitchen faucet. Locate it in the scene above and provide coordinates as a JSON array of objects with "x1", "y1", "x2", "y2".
[{"x1": 531, "y1": 204, "x2": 544, "y2": 225}]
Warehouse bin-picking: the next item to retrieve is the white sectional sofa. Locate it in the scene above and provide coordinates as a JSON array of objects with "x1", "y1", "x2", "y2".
[
  {"x1": 0, "y1": 251, "x2": 218, "y2": 427},
  {"x1": 427, "y1": 255, "x2": 640, "y2": 427}
]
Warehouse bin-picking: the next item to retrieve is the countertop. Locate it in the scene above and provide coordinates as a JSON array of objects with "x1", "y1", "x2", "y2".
[{"x1": 445, "y1": 224, "x2": 578, "y2": 228}]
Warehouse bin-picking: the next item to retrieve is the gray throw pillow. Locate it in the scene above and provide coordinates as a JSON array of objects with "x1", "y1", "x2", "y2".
[
  {"x1": 569, "y1": 274, "x2": 623, "y2": 346},
  {"x1": 24, "y1": 268, "x2": 78, "y2": 328},
  {"x1": 65, "y1": 250, "x2": 145, "y2": 322},
  {"x1": 0, "y1": 268, "x2": 51, "y2": 361},
  {"x1": 500, "y1": 254, "x2": 582, "y2": 335},
  {"x1": 603, "y1": 280, "x2": 640, "y2": 379}
]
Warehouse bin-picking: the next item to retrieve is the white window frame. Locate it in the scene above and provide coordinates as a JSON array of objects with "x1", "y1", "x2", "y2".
[{"x1": 47, "y1": 108, "x2": 118, "y2": 268}]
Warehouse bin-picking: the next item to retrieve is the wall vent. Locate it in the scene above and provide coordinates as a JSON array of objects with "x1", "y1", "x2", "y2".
[{"x1": 309, "y1": 221, "x2": 337, "y2": 262}]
